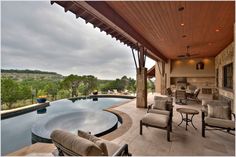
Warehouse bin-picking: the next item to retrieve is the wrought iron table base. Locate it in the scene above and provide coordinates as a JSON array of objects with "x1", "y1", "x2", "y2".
[{"x1": 178, "y1": 113, "x2": 197, "y2": 130}]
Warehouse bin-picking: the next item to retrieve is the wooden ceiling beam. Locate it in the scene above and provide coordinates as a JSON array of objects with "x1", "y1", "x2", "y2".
[
  {"x1": 75, "y1": 9, "x2": 87, "y2": 19},
  {"x1": 100, "y1": 26, "x2": 110, "y2": 32},
  {"x1": 84, "y1": 15, "x2": 97, "y2": 24},
  {"x1": 64, "y1": 2, "x2": 76, "y2": 12},
  {"x1": 106, "y1": 28, "x2": 116, "y2": 34},
  {"x1": 92, "y1": 20, "x2": 104, "y2": 28},
  {"x1": 84, "y1": 1, "x2": 167, "y2": 62}
]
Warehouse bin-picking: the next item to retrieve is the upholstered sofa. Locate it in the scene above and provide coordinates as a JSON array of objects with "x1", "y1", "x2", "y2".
[
  {"x1": 201, "y1": 100, "x2": 235, "y2": 137},
  {"x1": 50, "y1": 130, "x2": 131, "y2": 156}
]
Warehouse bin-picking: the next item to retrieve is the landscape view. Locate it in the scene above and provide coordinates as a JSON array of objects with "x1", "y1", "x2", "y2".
[{"x1": 1, "y1": 69, "x2": 155, "y2": 110}]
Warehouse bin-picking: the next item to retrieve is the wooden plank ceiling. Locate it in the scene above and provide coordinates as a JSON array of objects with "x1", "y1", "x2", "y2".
[
  {"x1": 107, "y1": 1, "x2": 235, "y2": 59},
  {"x1": 52, "y1": 1, "x2": 234, "y2": 60}
]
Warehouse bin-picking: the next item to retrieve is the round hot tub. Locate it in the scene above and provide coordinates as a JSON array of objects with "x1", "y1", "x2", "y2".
[{"x1": 31, "y1": 110, "x2": 118, "y2": 143}]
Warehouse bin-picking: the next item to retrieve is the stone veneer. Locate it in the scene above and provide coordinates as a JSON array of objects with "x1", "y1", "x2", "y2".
[{"x1": 215, "y1": 42, "x2": 234, "y2": 110}]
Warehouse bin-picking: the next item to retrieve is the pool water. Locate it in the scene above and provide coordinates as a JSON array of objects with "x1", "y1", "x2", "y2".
[{"x1": 1, "y1": 97, "x2": 129, "y2": 155}]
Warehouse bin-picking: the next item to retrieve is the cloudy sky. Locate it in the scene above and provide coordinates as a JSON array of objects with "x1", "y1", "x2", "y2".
[{"x1": 1, "y1": 1, "x2": 155, "y2": 80}]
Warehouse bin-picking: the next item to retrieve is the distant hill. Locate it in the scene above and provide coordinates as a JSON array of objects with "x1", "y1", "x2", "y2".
[{"x1": 1, "y1": 69, "x2": 64, "y2": 81}]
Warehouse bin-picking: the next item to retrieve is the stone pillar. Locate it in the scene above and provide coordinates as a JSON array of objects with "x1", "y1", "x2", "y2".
[
  {"x1": 136, "y1": 67, "x2": 147, "y2": 108},
  {"x1": 155, "y1": 61, "x2": 166, "y2": 95}
]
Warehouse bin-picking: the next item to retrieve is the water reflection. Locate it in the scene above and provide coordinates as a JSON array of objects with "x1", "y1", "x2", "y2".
[{"x1": 37, "y1": 108, "x2": 47, "y2": 114}]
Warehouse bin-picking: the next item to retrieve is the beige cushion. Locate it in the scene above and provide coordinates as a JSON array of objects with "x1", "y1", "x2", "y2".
[
  {"x1": 205, "y1": 117, "x2": 235, "y2": 129},
  {"x1": 148, "y1": 109, "x2": 170, "y2": 116},
  {"x1": 208, "y1": 104, "x2": 231, "y2": 120},
  {"x1": 94, "y1": 140, "x2": 108, "y2": 156},
  {"x1": 78, "y1": 130, "x2": 108, "y2": 155},
  {"x1": 153, "y1": 100, "x2": 167, "y2": 110},
  {"x1": 51, "y1": 130, "x2": 104, "y2": 156},
  {"x1": 141, "y1": 113, "x2": 169, "y2": 128},
  {"x1": 202, "y1": 100, "x2": 228, "y2": 107},
  {"x1": 98, "y1": 139, "x2": 120, "y2": 156}
]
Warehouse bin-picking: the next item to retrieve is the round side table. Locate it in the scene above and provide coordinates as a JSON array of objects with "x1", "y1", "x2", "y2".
[{"x1": 176, "y1": 108, "x2": 199, "y2": 130}]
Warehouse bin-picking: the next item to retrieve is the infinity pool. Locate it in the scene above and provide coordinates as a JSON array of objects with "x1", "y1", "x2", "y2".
[{"x1": 1, "y1": 96, "x2": 131, "y2": 155}]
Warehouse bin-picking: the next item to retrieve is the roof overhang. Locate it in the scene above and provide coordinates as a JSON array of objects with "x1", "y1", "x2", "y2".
[{"x1": 51, "y1": 1, "x2": 234, "y2": 61}]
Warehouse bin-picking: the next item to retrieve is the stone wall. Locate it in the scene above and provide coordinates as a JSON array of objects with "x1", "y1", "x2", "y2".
[{"x1": 215, "y1": 42, "x2": 234, "y2": 110}]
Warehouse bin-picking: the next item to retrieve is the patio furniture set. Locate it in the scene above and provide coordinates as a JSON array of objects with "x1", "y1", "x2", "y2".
[{"x1": 49, "y1": 92, "x2": 235, "y2": 156}]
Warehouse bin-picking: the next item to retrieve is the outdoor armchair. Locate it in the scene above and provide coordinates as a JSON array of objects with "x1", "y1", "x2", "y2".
[
  {"x1": 201, "y1": 100, "x2": 235, "y2": 137},
  {"x1": 140, "y1": 96, "x2": 173, "y2": 141},
  {"x1": 50, "y1": 129, "x2": 131, "y2": 156},
  {"x1": 186, "y1": 88, "x2": 201, "y2": 103},
  {"x1": 175, "y1": 90, "x2": 187, "y2": 104},
  {"x1": 147, "y1": 96, "x2": 173, "y2": 118},
  {"x1": 166, "y1": 87, "x2": 173, "y2": 97}
]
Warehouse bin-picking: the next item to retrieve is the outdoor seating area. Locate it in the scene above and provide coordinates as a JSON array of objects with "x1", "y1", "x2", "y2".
[{"x1": 7, "y1": 93, "x2": 235, "y2": 156}]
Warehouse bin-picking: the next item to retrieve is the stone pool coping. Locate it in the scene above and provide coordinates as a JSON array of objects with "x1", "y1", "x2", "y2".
[
  {"x1": 101, "y1": 108, "x2": 133, "y2": 141},
  {"x1": 1, "y1": 102, "x2": 50, "y2": 119}
]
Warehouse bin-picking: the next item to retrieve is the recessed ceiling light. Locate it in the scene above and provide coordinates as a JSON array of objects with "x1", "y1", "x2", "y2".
[
  {"x1": 215, "y1": 29, "x2": 220, "y2": 32},
  {"x1": 178, "y1": 7, "x2": 185, "y2": 11},
  {"x1": 182, "y1": 35, "x2": 187, "y2": 38},
  {"x1": 181, "y1": 23, "x2": 185, "y2": 26}
]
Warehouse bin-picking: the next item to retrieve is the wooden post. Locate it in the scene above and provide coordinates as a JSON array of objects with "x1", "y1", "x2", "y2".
[{"x1": 136, "y1": 46, "x2": 147, "y2": 108}]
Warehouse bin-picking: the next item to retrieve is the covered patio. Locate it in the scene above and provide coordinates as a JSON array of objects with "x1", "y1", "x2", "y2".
[{"x1": 7, "y1": 1, "x2": 235, "y2": 156}]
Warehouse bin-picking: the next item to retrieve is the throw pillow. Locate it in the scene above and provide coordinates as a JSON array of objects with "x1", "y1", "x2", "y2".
[
  {"x1": 207, "y1": 104, "x2": 231, "y2": 120},
  {"x1": 153, "y1": 100, "x2": 167, "y2": 110}
]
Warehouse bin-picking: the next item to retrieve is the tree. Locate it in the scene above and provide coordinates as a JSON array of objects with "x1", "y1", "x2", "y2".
[
  {"x1": 1, "y1": 78, "x2": 19, "y2": 109},
  {"x1": 44, "y1": 81, "x2": 60, "y2": 100},
  {"x1": 127, "y1": 77, "x2": 136, "y2": 93},
  {"x1": 79, "y1": 75, "x2": 98, "y2": 95},
  {"x1": 61, "y1": 74, "x2": 82, "y2": 97},
  {"x1": 18, "y1": 83, "x2": 31, "y2": 102}
]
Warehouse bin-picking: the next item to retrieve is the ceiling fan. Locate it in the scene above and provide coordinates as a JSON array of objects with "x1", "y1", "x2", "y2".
[{"x1": 177, "y1": 45, "x2": 199, "y2": 59}]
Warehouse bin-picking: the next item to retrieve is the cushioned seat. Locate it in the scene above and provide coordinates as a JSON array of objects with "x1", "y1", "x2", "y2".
[
  {"x1": 101, "y1": 139, "x2": 120, "y2": 156},
  {"x1": 51, "y1": 130, "x2": 103, "y2": 156},
  {"x1": 205, "y1": 117, "x2": 235, "y2": 129},
  {"x1": 51, "y1": 130, "x2": 131, "y2": 156},
  {"x1": 148, "y1": 109, "x2": 170, "y2": 116},
  {"x1": 141, "y1": 113, "x2": 169, "y2": 128},
  {"x1": 140, "y1": 113, "x2": 171, "y2": 141}
]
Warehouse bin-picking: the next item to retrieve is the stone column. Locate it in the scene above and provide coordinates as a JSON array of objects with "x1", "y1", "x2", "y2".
[
  {"x1": 155, "y1": 61, "x2": 166, "y2": 95},
  {"x1": 136, "y1": 67, "x2": 147, "y2": 108}
]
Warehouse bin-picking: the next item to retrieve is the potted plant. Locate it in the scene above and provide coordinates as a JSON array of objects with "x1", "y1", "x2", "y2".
[
  {"x1": 92, "y1": 90, "x2": 98, "y2": 95},
  {"x1": 37, "y1": 95, "x2": 47, "y2": 103}
]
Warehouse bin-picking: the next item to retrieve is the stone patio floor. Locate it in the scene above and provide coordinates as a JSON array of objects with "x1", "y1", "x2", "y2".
[{"x1": 8, "y1": 93, "x2": 235, "y2": 156}]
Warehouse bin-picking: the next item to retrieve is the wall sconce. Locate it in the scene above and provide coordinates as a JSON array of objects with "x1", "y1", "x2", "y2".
[{"x1": 196, "y1": 61, "x2": 204, "y2": 70}]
